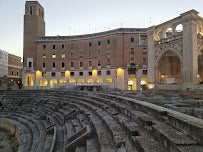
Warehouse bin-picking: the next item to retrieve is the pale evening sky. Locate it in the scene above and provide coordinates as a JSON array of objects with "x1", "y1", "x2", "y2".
[{"x1": 0, "y1": 0, "x2": 202, "y2": 58}]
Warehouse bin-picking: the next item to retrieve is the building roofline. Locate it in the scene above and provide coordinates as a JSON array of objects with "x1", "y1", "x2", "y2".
[
  {"x1": 25, "y1": 1, "x2": 43, "y2": 8},
  {"x1": 8, "y1": 53, "x2": 22, "y2": 59},
  {"x1": 37, "y1": 28, "x2": 147, "y2": 42}
]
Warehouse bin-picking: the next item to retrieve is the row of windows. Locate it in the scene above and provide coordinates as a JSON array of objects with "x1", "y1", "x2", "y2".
[
  {"x1": 42, "y1": 70, "x2": 111, "y2": 77},
  {"x1": 42, "y1": 37, "x2": 147, "y2": 50},
  {"x1": 42, "y1": 58, "x2": 148, "y2": 69},
  {"x1": 11, "y1": 71, "x2": 19, "y2": 76},
  {"x1": 41, "y1": 69, "x2": 147, "y2": 77},
  {"x1": 42, "y1": 48, "x2": 147, "y2": 59},
  {"x1": 43, "y1": 40, "x2": 110, "y2": 50},
  {"x1": 43, "y1": 60, "x2": 110, "y2": 69}
]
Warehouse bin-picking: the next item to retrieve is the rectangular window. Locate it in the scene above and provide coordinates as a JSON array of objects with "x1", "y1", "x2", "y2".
[
  {"x1": 80, "y1": 62, "x2": 83, "y2": 67},
  {"x1": 141, "y1": 39, "x2": 146, "y2": 45},
  {"x1": 98, "y1": 60, "x2": 101, "y2": 66},
  {"x1": 143, "y1": 58, "x2": 147, "y2": 65},
  {"x1": 29, "y1": 62, "x2": 32, "y2": 68},
  {"x1": 52, "y1": 72, "x2": 56, "y2": 77},
  {"x1": 62, "y1": 62, "x2": 65, "y2": 68},
  {"x1": 107, "y1": 59, "x2": 110, "y2": 65},
  {"x1": 53, "y1": 45, "x2": 56, "y2": 49},
  {"x1": 61, "y1": 72, "x2": 65, "y2": 76},
  {"x1": 30, "y1": 6, "x2": 32, "y2": 15},
  {"x1": 89, "y1": 42, "x2": 92, "y2": 47},
  {"x1": 80, "y1": 52, "x2": 83, "y2": 58},
  {"x1": 79, "y1": 72, "x2": 83, "y2": 76},
  {"x1": 43, "y1": 45, "x2": 46, "y2": 49},
  {"x1": 98, "y1": 41, "x2": 101, "y2": 46},
  {"x1": 52, "y1": 54, "x2": 56, "y2": 58},
  {"x1": 89, "y1": 61, "x2": 92, "y2": 67},
  {"x1": 62, "y1": 54, "x2": 65, "y2": 58},
  {"x1": 131, "y1": 38, "x2": 134, "y2": 42},
  {"x1": 130, "y1": 48, "x2": 134, "y2": 55},
  {"x1": 89, "y1": 72, "x2": 92, "y2": 76},
  {"x1": 11, "y1": 71, "x2": 14, "y2": 75},
  {"x1": 143, "y1": 70, "x2": 147, "y2": 75},
  {"x1": 107, "y1": 39, "x2": 110, "y2": 44},
  {"x1": 71, "y1": 52, "x2": 73, "y2": 58},
  {"x1": 62, "y1": 45, "x2": 65, "y2": 49},
  {"x1": 43, "y1": 54, "x2": 46, "y2": 58},
  {"x1": 42, "y1": 72, "x2": 46, "y2": 77},
  {"x1": 71, "y1": 44, "x2": 74, "y2": 48},
  {"x1": 17, "y1": 72, "x2": 19, "y2": 76},
  {"x1": 70, "y1": 72, "x2": 74, "y2": 76},
  {"x1": 142, "y1": 48, "x2": 148, "y2": 54},
  {"x1": 71, "y1": 62, "x2": 74, "y2": 67},
  {"x1": 43, "y1": 62, "x2": 46, "y2": 68},
  {"x1": 53, "y1": 62, "x2": 55, "y2": 68},
  {"x1": 98, "y1": 71, "x2": 101, "y2": 76},
  {"x1": 106, "y1": 70, "x2": 111, "y2": 75}
]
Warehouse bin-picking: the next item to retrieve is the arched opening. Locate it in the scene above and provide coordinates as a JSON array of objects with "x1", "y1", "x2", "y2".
[
  {"x1": 25, "y1": 74, "x2": 33, "y2": 86},
  {"x1": 198, "y1": 49, "x2": 203, "y2": 84},
  {"x1": 197, "y1": 25, "x2": 202, "y2": 36},
  {"x1": 156, "y1": 31, "x2": 162, "y2": 41},
  {"x1": 175, "y1": 24, "x2": 183, "y2": 33},
  {"x1": 158, "y1": 51, "x2": 181, "y2": 84},
  {"x1": 165, "y1": 28, "x2": 172, "y2": 38}
]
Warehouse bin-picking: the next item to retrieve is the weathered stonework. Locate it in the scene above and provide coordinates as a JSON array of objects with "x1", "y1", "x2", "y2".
[{"x1": 147, "y1": 9, "x2": 203, "y2": 90}]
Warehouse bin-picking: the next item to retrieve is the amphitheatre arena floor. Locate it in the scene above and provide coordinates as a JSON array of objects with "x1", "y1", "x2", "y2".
[{"x1": 0, "y1": 90, "x2": 202, "y2": 152}]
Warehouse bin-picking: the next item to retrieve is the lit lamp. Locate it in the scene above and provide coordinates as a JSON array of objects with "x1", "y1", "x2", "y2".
[
  {"x1": 197, "y1": 74, "x2": 200, "y2": 78},
  {"x1": 147, "y1": 84, "x2": 155, "y2": 89},
  {"x1": 161, "y1": 74, "x2": 166, "y2": 79}
]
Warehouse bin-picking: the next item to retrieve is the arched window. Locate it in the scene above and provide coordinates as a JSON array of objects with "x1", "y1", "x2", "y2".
[
  {"x1": 165, "y1": 28, "x2": 172, "y2": 38},
  {"x1": 175, "y1": 24, "x2": 183, "y2": 33}
]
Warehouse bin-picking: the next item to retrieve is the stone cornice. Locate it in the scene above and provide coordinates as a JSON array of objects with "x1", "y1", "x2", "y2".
[{"x1": 36, "y1": 28, "x2": 147, "y2": 42}]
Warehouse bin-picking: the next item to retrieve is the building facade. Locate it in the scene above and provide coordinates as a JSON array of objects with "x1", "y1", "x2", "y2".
[
  {"x1": 22, "y1": 1, "x2": 148, "y2": 90},
  {"x1": 0, "y1": 50, "x2": 22, "y2": 83},
  {"x1": 8, "y1": 54, "x2": 22, "y2": 83},
  {"x1": 147, "y1": 10, "x2": 203, "y2": 90},
  {"x1": 0, "y1": 50, "x2": 8, "y2": 78}
]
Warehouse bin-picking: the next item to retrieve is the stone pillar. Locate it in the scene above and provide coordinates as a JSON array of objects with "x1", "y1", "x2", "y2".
[
  {"x1": 147, "y1": 26, "x2": 156, "y2": 84},
  {"x1": 34, "y1": 72, "x2": 37, "y2": 87},
  {"x1": 172, "y1": 25, "x2": 176, "y2": 35},
  {"x1": 182, "y1": 10, "x2": 199, "y2": 89}
]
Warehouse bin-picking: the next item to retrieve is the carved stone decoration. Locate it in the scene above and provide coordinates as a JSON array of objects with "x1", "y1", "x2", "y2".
[
  {"x1": 197, "y1": 35, "x2": 203, "y2": 54},
  {"x1": 154, "y1": 36, "x2": 183, "y2": 63}
]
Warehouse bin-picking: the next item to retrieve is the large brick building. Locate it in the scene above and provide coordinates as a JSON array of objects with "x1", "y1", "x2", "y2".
[{"x1": 22, "y1": 1, "x2": 148, "y2": 90}]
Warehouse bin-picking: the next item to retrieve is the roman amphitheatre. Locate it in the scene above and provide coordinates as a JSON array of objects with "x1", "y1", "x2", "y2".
[
  {"x1": 0, "y1": 89, "x2": 202, "y2": 152},
  {"x1": 0, "y1": 1, "x2": 203, "y2": 152}
]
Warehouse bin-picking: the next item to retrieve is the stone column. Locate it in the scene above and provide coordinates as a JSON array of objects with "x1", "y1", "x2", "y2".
[
  {"x1": 182, "y1": 10, "x2": 199, "y2": 89},
  {"x1": 147, "y1": 26, "x2": 156, "y2": 84},
  {"x1": 172, "y1": 25, "x2": 176, "y2": 35}
]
